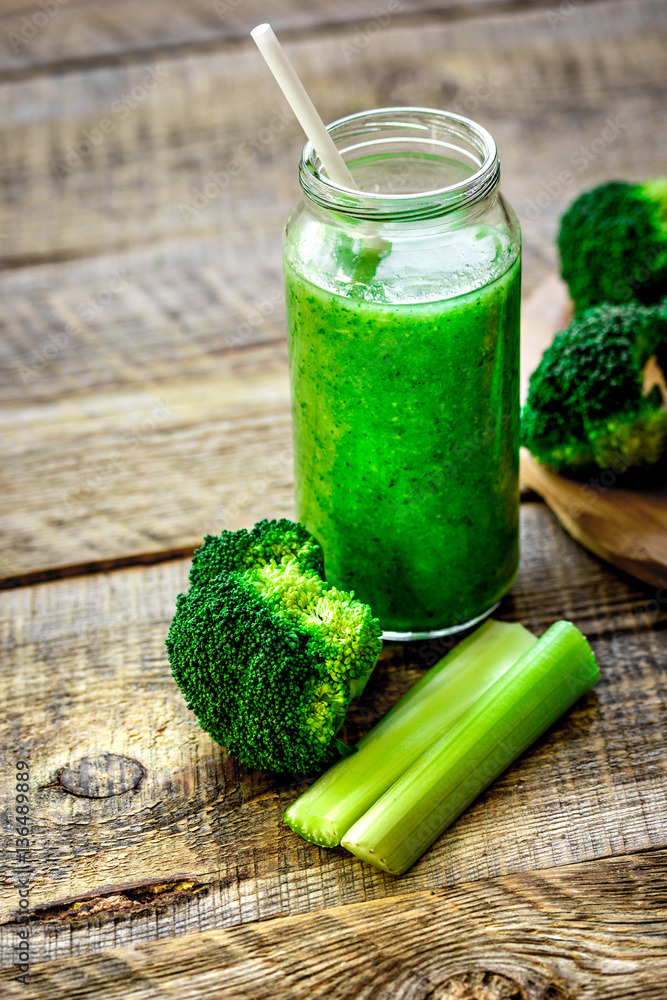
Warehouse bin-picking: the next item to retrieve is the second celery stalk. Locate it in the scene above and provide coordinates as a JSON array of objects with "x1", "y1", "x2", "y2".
[
  {"x1": 341, "y1": 620, "x2": 599, "y2": 874},
  {"x1": 285, "y1": 619, "x2": 537, "y2": 847}
]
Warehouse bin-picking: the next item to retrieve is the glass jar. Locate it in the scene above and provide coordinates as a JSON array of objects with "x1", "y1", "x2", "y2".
[{"x1": 283, "y1": 107, "x2": 521, "y2": 640}]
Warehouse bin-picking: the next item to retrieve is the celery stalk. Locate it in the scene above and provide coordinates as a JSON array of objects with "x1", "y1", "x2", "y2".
[
  {"x1": 285, "y1": 619, "x2": 537, "y2": 847},
  {"x1": 341, "y1": 620, "x2": 599, "y2": 875}
]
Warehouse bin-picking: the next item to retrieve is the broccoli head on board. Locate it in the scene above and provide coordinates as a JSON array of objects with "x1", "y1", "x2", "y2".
[
  {"x1": 558, "y1": 179, "x2": 667, "y2": 313},
  {"x1": 166, "y1": 519, "x2": 382, "y2": 773},
  {"x1": 521, "y1": 301, "x2": 667, "y2": 476}
]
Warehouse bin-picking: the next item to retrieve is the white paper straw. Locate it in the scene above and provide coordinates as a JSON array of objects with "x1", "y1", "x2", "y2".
[{"x1": 250, "y1": 23, "x2": 358, "y2": 190}]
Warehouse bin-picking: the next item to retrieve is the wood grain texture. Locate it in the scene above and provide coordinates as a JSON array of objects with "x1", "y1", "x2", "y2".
[
  {"x1": 2, "y1": 0, "x2": 665, "y2": 584},
  {"x1": 0, "y1": 0, "x2": 601, "y2": 77},
  {"x1": 1, "y1": 849, "x2": 667, "y2": 998},
  {"x1": 1, "y1": 0, "x2": 666, "y2": 988},
  {"x1": 1, "y1": 504, "x2": 665, "y2": 965},
  {"x1": 0, "y1": 269, "x2": 578, "y2": 581},
  {"x1": 0, "y1": 362, "x2": 293, "y2": 582},
  {"x1": 1, "y1": 0, "x2": 664, "y2": 430},
  {"x1": 0, "y1": 0, "x2": 665, "y2": 278},
  {"x1": 521, "y1": 449, "x2": 667, "y2": 588},
  {"x1": 0, "y1": 241, "x2": 287, "y2": 406}
]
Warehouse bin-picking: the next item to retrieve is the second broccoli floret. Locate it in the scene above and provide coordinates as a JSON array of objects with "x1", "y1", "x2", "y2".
[
  {"x1": 521, "y1": 301, "x2": 667, "y2": 476},
  {"x1": 166, "y1": 519, "x2": 382, "y2": 773},
  {"x1": 558, "y1": 179, "x2": 667, "y2": 313}
]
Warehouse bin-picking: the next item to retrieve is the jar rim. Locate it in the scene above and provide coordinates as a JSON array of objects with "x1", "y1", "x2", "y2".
[{"x1": 298, "y1": 106, "x2": 500, "y2": 221}]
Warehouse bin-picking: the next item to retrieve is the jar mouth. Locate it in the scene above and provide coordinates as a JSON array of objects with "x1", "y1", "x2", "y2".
[{"x1": 299, "y1": 107, "x2": 500, "y2": 221}]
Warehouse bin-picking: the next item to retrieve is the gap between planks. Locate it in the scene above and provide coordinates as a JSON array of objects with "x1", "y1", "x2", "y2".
[
  {"x1": 0, "y1": 0, "x2": 614, "y2": 84},
  {"x1": 1, "y1": 507, "x2": 664, "y2": 929},
  {"x1": 0, "y1": 492, "x2": 545, "y2": 592},
  {"x1": 1, "y1": 848, "x2": 667, "y2": 998}
]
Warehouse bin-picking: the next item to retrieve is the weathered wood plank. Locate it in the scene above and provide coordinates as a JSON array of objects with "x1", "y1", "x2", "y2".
[
  {"x1": 0, "y1": 269, "x2": 559, "y2": 581},
  {"x1": 2, "y1": 849, "x2": 667, "y2": 997},
  {"x1": 0, "y1": 0, "x2": 600, "y2": 78},
  {"x1": 0, "y1": 363, "x2": 293, "y2": 582},
  {"x1": 0, "y1": 504, "x2": 664, "y2": 964},
  {"x1": 0, "y1": 0, "x2": 665, "y2": 273},
  {"x1": 0, "y1": 338, "x2": 657, "y2": 583},
  {"x1": 2, "y1": 0, "x2": 667, "y2": 583},
  {"x1": 521, "y1": 448, "x2": 667, "y2": 589},
  {"x1": 0, "y1": 241, "x2": 286, "y2": 405}
]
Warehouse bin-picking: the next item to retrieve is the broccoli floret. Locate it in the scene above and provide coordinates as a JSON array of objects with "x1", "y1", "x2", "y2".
[
  {"x1": 521, "y1": 301, "x2": 667, "y2": 476},
  {"x1": 166, "y1": 518, "x2": 382, "y2": 773},
  {"x1": 189, "y1": 517, "x2": 324, "y2": 587},
  {"x1": 558, "y1": 179, "x2": 667, "y2": 313}
]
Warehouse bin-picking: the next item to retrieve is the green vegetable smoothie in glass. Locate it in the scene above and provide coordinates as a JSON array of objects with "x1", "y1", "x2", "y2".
[{"x1": 283, "y1": 109, "x2": 521, "y2": 638}]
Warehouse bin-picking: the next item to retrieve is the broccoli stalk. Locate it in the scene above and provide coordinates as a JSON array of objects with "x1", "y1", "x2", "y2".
[
  {"x1": 166, "y1": 519, "x2": 382, "y2": 773},
  {"x1": 521, "y1": 301, "x2": 667, "y2": 476},
  {"x1": 558, "y1": 179, "x2": 667, "y2": 313}
]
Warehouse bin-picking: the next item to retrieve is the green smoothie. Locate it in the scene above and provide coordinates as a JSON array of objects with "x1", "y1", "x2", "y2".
[{"x1": 285, "y1": 244, "x2": 521, "y2": 635}]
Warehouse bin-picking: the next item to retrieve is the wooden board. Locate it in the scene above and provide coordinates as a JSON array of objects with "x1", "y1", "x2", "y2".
[
  {"x1": 2, "y1": 0, "x2": 667, "y2": 583},
  {"x1": 1, "y1": 0, "x2": 666, "y2": 272},
  {"x1": 0, "y1": 0, "x2": 581, "y2": 77},
  {"x1": 521, "y1": 449, "x2": 667, "y2": 588},
  {"x1": 2, "y1": 0, "x2": 667, "y2": 991},
  {"x1": 0, "y1": 241, "x2": 287, "y2": 406},
  {"x1": 0, "y1": 364, "x2": 294, "y2": 584},
  {"x1": 520, "y1": 277, "x2": 667, "y2": 588},
  {"x1": 2, "y1": 848, "x2": 666, "y2": 999},
  {"x1": 520, "y1": 274, "x2": 572, "y2": 405},
  {"x1": 1, "y1": 503, "x2": 665, "y2": 966}
]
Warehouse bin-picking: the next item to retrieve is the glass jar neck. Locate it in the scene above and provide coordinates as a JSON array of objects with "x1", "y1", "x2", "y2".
[{"x1": 298, "y1": 107, "x2": 500, "y2": 223}]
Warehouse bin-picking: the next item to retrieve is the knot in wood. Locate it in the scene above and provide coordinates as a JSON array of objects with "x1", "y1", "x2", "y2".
[
  {"x1": 57, "y1": 754, "x2": 145, "y2": 798},
  {"x1": 427, "y1": 970, "x2": 574, "y2": 1000}
]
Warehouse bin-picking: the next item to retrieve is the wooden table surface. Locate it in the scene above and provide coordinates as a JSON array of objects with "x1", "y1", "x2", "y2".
[{"x1": 1, "y1": 0, "x2": 666, "y2": 997}]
